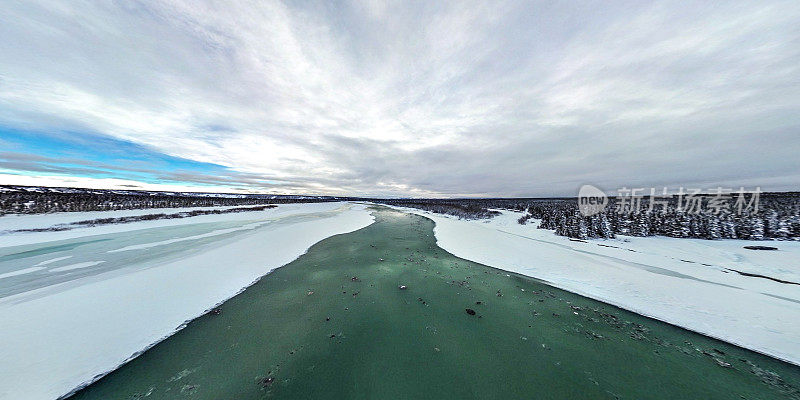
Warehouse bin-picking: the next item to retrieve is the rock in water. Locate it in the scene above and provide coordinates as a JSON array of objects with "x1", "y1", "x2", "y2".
[
  {"x1": 465, "y1": 308, "x2": 476, "y2": 316},
  {"x1": 259, "y1": 376, "x2": 274, "y2": 388},
  {"x1": 715, "y1": 358, "x2": 732, "y2": 368}
]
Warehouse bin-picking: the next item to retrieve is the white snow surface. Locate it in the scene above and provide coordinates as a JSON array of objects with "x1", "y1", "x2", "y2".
[
  {"x1": 49, "y1": 261, "x2": 105, "y2": 272},
  {"x1": 0, "y1": 202, "x2": 374, "y2": 400},
  {"x1": 0, "y1": 266, "x2": 46, "y2": 279},
  {"x1": 0, "y1": 204, "x2": 263, "y2": 232},
  {"x1": 34, "y1": 256, "x2": 73, "y2": 266},
  {"x1": 0, "y1": 204, "x2": 308, "y2": 248},
  {"x1": 392, "y1": 207, "x2": 800, "y2": 366}
]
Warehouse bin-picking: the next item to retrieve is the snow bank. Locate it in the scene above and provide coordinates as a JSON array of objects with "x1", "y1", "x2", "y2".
[
  {"x1": 0, "y1": 202, "x2": 374, "y2": 400},
  {"x1": 393, "y1": 206, "x2": 800, "y2": 366}
]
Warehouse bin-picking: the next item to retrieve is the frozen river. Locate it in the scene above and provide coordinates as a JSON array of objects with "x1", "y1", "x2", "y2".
[{"x1": 0, "y1": 205, "x2": 344, "y2": 300}]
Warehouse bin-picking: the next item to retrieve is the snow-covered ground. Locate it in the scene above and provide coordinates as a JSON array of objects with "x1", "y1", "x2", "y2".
[
  {"x1": 0, "y1": 204, "x2": 274, "y2": 232},
  {"x1": 0, "y1": 204, "x2": 305, "y2": 248},
  {"x1": 391, "y1": 206, "x2": 800, "y2": 366},
  {"x1": 0, "y1": 202, "x2": 374, "y2": 400}
]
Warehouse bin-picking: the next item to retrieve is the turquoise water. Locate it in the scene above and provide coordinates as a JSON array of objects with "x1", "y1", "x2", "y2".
[{"x1": 70, "y1": 208, "x2": 800, "y2": 399}]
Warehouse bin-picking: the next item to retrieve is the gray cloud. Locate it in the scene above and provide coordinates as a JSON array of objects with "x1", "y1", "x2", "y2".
[{"x1": 1, "y1": 0, "x2": 799, "y2": 196}]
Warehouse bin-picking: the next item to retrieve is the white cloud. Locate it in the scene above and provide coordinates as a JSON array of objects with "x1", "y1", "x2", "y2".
[
  {"x1": 0, "y1": 0, "x2": 798, "y2": 196},
  {"x1": 0, "y1": 172, "x2": 242, "y2": 193}
]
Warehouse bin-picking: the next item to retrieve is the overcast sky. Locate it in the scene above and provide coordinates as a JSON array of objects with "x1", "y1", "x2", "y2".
[{"x1": 1, "y1": 1, "x2": 799, "y2": 197}]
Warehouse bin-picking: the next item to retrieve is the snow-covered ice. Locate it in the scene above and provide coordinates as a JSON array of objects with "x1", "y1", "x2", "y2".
[
  {"x1": 107, "y1": 221, "x2": 269, "y2": 253},
  {"x1": 49, "y1": 261, "x2": 105, "y2": 272},
  {"x1": 0, "y1": 202, "x2": 374, "y2": 400},
  {"x1": 33, "y1": 256, "x2": 73, "y2": 267},
  {"x1": 391, "y1": 206, "x2": 800, "y2": 366},
  {"x1": 0, "y1": 266, "x2": 46, "y2": 280},
  {"x1": 0, "y1": 204, "x2": 261, "y2": 232},
  {"x1": 0, "y1": 204, "x2": 311, "y2": 248}
]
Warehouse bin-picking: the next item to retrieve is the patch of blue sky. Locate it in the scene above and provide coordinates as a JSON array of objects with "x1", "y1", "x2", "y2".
[{"x1": 0, "y1": 126, "x2": 233, "y2": 187}]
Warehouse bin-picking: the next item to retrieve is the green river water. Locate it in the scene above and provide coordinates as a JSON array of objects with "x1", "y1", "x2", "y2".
[{"x1": 70, "y1": 208, "x2": 800, "y2": 399}]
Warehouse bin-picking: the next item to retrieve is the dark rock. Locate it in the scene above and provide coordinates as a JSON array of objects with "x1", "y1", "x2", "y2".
[
  {"x1": 465, "y1": 308, "x2": 476, "y2": 316},
  {"x1": 210, "y1": 308, "x2": 221, "y2": 315},
  {"x1": 476, "y1": 301, "x2": 482, "y2": 305},
  {"x1": 743, "y1": 245, "x2": 778, "y2": 251}
]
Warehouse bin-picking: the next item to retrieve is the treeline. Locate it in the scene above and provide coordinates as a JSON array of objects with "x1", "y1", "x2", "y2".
[
  {"x1": 378, "y1": 199, "x2": 502, "y2": 219},
  {"x1": 378, "y1": 194, "x2": 800, "y2": 241},
  {"x1": 6, "y1": 185, "x2": 800, "y2": 241},
  {"x1": 0, "y1": 186, "x2": 338, "y2": 215},
  {"x1": 522, "y1": 193, "x2": 800, "y2": 240}
]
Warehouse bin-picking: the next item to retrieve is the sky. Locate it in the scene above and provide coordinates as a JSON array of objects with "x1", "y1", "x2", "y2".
[{"x1": 0, "y1": 1, "x2": 799, "y2": 197}]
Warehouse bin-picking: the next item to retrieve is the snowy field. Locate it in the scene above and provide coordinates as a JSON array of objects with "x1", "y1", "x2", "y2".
[
  {"x1": 391, "y1": 206, "x2": 800, "y2": 366},
  {"x1": 0, "y1": 202, "x2": 374, "y2": 400}
]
